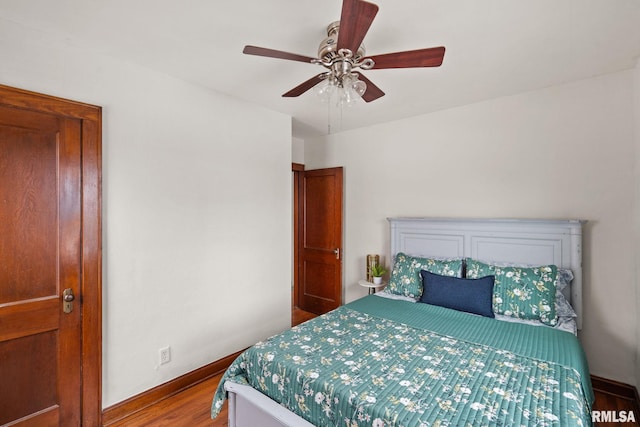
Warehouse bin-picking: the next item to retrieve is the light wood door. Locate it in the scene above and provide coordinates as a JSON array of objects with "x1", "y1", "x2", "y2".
[
  {"x1": 296, "y1": 167, "x2": 343, "y2": 314},
  {"x1": 0, "y1": 86, "x2": 102, "y2": 427}
]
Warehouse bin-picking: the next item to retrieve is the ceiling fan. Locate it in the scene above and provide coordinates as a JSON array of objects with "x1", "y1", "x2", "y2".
[{"x1": 242, "y1": 0, "x2": 445, "y2": 103}]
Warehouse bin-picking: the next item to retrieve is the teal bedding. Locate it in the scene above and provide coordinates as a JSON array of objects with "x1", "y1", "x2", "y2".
[{"x1": 212, "y1": 295, "x2": 593, "y2": 426}]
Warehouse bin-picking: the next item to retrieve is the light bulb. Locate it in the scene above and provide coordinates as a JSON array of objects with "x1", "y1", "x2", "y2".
[
  {"x1": 315, "y1": 73, "x2": 367, "y2": 107},
  {"x1": 352, "y1": 79, "x2": 367, "y2": 96},
  {"x1": 314, "y1": 79, "x2": 335, "y2": 103},
  {"x1": 341, "y1": 86, "x2": 355, "y2": 106}
]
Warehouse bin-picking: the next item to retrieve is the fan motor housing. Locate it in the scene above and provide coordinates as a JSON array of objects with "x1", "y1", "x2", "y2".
[{"x1": 318, "y1": 21, "x2": 366, "y2": 62}]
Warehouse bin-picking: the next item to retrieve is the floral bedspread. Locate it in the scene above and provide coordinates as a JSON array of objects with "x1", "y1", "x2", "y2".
[{"x1": 212, "y1": 299, "x2": 592, "y2": 426}]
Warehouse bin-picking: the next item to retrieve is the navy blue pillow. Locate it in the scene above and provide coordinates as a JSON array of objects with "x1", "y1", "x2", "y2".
[{"x1": 420, "y1": 270, "x2": 495, "y2": 318}]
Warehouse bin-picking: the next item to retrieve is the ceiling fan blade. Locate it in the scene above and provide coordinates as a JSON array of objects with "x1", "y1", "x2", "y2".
[
  {"x1": 337, "y1": 0, "x2": 379, "y2": 54},
  {"x1": 243, "y1": 45, "x2": 317, "y2": 64},
  {"x1": 282, "y1": 74, "x2": 327, "y2": 97},
  {"x1": 354, "y1": 72, "x2": 385, "y2": 102},
  {"x1": 369, "y1": 46, "x2": 445, "y2": 69}
]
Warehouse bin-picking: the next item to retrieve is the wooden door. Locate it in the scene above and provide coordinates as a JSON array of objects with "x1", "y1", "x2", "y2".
[
  {"x1": 0, "y1": 86, "x2": 102, "y2": 427},
  {"x1": 296, "y1": 167, "x2": 343, "y2": 314}
]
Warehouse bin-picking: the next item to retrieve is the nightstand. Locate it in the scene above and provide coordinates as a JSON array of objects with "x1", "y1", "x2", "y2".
[{"x1": 358, "y1": 279, "x2": 385, "y2": 295}]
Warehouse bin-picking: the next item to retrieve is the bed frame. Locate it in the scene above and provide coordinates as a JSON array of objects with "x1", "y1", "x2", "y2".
[
  {"x1": 225, "y1": 217, "x2": 585, "y2": 427},
  {"x1": 389, "y1": 217, "x2": 585, "y2": 329}
]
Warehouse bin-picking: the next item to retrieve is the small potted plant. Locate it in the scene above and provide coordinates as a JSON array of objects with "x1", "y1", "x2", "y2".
[{"x1": 370, "y1": 264, "x2": 387, "y2": 285}]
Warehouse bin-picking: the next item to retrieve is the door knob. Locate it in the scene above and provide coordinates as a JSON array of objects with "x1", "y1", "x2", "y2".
[{"x1": 63, "y1": 288, "x2": 75, "y2": 313}]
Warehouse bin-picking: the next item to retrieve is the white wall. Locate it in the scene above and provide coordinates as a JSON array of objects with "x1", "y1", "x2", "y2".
[
  {"x1": 292, "y1": 137, "x2": 305, "y2": 164},
  {"x1": 0, "y1": 19, "x2": 292, "y2": 406},
  {"x1": 306, "y1": 70, "x2": 638, "y2": 386}
]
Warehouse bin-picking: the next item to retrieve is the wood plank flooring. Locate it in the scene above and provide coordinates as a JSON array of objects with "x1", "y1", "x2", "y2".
[
  {"x1": 107, "y1": 307, "x2": 639, "y2": 427},
  {"x1": 109, "y1": 371, "x2": 640, "y2": 427},
  {"x1": 108, "y1": 374, "x2": 226, "y2": 427}
]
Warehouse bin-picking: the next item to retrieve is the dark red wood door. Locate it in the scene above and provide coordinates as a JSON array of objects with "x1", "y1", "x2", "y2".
[
  {"x1": 0, "y1": 105, "x2": 83, "y2": 426},
  {"x1": 298, "y1": 167, "x2": 343, "y2": 314}
]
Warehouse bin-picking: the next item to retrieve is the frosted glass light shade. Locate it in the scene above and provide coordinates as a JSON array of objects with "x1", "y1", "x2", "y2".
[{"x1": 314, "y1": 74, "x2": 366, "y2": 106}]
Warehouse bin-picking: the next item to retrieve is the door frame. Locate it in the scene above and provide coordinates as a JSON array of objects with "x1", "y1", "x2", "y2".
[
  {"x1": 292, "y1": 163, "x2": 304, "y2": 308},
  {"x1": 0, "y1": 84, "x2": 103, "y2": 426}
]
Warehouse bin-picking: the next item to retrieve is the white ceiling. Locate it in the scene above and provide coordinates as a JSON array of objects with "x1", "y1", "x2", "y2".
[{"x1": 1, "y1": 0, "x2": 639, "y2": 138}]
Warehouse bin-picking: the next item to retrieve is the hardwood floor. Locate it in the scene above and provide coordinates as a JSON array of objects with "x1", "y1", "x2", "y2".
[
  {"x1": 108, "y1": 374, "x2": 226, "y2": 427},
  {"x1": 107, "y1": 372, "x2": 639, "y2": 427},
  {"x1": 107, "y1": 307, "x2": 640, "y2": 426},
  {"x1": 292, "y1": 306, "x2": 318, "y2": 326}
]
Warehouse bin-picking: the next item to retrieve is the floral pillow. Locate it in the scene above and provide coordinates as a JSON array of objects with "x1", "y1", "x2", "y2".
[
  {"x1": 465, "y1": 258, "x2": 558, "y2": 326},
  {"x1": 387, "y1": 253, "x2": 463, "y2": 299}
]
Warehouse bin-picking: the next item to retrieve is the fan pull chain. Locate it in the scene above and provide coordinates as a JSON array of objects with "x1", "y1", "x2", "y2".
[
  {"x1": 327, "y1": 93, "x2": 346, "y2": 135},
  {"x1": 327, "y1": 97, "x2": 332, "y2": 134}
]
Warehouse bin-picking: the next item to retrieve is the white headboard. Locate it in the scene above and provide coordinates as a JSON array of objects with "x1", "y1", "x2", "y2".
[{"x1": 388, "y1": 217, "x2": 585, "y2": 329}]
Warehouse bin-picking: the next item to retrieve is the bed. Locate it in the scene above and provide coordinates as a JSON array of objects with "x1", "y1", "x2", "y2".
[{"x1": 211, "y1": 218, "x2": 593, "y2": 426}]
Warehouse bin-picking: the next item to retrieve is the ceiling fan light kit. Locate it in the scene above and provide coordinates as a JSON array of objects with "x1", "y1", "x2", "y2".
[
  {"x1": 315, "y1": 73, "x2": 367, "y2": 107},
  {"x1": 242, "y1": 0, "x2": 445, "y2": 105}
]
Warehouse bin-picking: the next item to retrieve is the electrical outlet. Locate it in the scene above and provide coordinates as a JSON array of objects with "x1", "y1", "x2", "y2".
[{"x1": 159, "y1": 346, "x2": 171, "y2": 365}]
